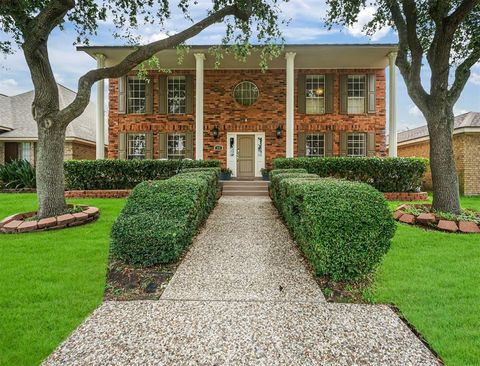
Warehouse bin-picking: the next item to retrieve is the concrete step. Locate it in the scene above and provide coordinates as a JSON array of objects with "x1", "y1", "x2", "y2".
[
  {"x1": 222, "y1": 182, "x2": 269, "y2": 187},
  {"x1": 222, "y1": 190, "x2": 269, "y2": 196},
  {"x1": 223, "y1": 185, "x2": 269, "y2": 191}
]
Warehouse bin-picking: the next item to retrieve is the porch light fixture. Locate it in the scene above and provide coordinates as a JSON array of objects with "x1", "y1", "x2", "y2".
[
  {"x1": 276, "y1": 126, "x2": 282, "y2": 139},
  {"x1": 212, "y1": 125, "x2": 220, "y2": 139}
]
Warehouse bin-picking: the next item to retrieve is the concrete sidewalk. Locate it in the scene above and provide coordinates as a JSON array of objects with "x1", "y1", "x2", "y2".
[{"x1": 44, "y1": 197, "x2": 440, "y2": 366}]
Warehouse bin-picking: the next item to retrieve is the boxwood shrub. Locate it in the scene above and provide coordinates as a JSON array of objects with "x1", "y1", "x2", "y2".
[
  {"x1": 270, "y1": 170, "x2": 396, "y2": 281},
  {"x1": 269, "y1": 172, "x2": 319, "y2": 206},
  {"x1": 272, "y1": 157, "x2": 428, "y2": 192},
  {"x1": 110, "y1": 169, "x2": 219, "y2": 266},
  {"x1": 64, "y1": 159, "x2": 220, "y2": 190}
]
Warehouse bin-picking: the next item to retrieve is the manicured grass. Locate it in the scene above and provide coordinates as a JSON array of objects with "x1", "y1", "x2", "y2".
[
  {"x1": 373, "y1": 195, "x2": 480, "y2": 366},
  {"x1": 0, "y1": 194, "x2": 125, "y2": 366}
]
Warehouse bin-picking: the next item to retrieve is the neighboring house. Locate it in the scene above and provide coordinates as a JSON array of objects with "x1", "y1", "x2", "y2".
[
  {"x1": 79, "y1": 44, "x2": 398, "y2": 178},
  {"x1": 0, "y1": 84, "x2": 99, "y2": 165},
  {"x1": 395, "y1": 112, "x2": 480, "y2": 195}
]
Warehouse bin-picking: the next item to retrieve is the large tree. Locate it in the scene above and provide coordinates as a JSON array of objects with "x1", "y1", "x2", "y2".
[
  {"x1": 0, "y1": 0, "x2": 283, "y2": 218},
  {"x1": 326, "y1": 0, "x2": 480, "y2": 214}
]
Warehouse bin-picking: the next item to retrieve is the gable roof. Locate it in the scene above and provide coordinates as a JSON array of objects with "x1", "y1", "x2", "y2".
[
  {"x1": 397, "y1": 112, "x2": 480, "y2": 144},
  {"x1": 0, "y1": 84, "x2": 97, "y2": 143}
]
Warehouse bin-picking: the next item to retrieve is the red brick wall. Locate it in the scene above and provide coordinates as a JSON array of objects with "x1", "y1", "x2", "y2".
[{"x1": 108, "y1": 68, "x2": 386, "y2": 167}]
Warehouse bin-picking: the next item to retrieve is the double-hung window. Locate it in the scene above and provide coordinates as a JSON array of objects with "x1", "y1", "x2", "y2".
[
  {"x1": 306, "y1": 75, "x2": 325, "y2": 114},
  {"x1": 306, "y1": 133, "x2": 325, "y2": 157},
  {"x1": 347, "y1": 75, "x2": 366, "y2": 114},
  {"x1": 127, "y1": 133, "x2": 146, "y2": 159},
  {"x1": 347, "y1": 133, "x2": 366, "y2": 156},
  {"x1": 167, "y1": 134, "x2": 186, "y2": 160},
  {"x1": 168, "y1": 76, "x2": 186, "y2": 114},
  {"x1": 127, "y1": 78, "x2": 146, "y2": 114}
]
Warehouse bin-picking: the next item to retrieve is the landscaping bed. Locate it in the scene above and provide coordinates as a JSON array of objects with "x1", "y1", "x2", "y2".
[
  {"x1": 394, "y1": 204, "x2": 480, "y2": 233},
  {"x1": 0, "y1": 205, "x2": 99, "y2": 233},
  {"x1": 104, "y1": 259, "x2": 178, "y2": 301}
]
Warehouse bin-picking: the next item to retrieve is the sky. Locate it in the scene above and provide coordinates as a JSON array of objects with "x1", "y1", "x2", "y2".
[{"x1": 0, "y1": 0, "x2": 479, "y2": 132}]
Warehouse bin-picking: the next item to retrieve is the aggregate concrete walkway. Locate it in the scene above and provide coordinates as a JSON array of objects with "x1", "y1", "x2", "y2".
[{"x1": 44, "y1": 197, "x2": 440, "y2": 366}]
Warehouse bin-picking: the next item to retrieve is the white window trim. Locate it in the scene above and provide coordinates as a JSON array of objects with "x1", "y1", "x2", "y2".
[
  {"x1": 127, "y1": 77, "x2": 147, "y2": 114},
  {"x1": 306, "y1": 75, "x2": 325, "y2": 115},
  {"x1": 167, "y1": 76, "x2": 186, "y2": 115},
  {"x1": 347, "y1": 132, "x2": 367, "y2": 157},
  {"x1": 167, "y1": 133, "x2": 187, "y2": 160},
  {"x1": 127, "y1": 133, "x2": 146, "y2": 160},
  {"x1": 306, "y1": 133, "x2": 326, "y2": 157},
  {"x1": 347, "y1": 74, "x2": 366, "y2": 114}
]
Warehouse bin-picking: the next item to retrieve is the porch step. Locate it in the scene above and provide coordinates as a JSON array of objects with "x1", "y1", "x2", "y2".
[
  {"x1": 221, "y1": 180, "x2": 269, "y2": 197},
  {"x1": 222, "y1": 190, "x2": 269, "y2": 197}
]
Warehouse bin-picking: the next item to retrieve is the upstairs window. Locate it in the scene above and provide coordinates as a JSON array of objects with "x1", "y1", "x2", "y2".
[
  {"x1": 306, "y1": 133, "x2": 325, "y2": 157},
  {"x1": 127, "y1": 133, "x2": 146, "y2": 159},
  {"x1": 167, "y1": 133, "x2": 186, "y2": 160},
  {"x1": 347, "y1": 133, "x2": 366, "y2": 156},
  {"x1": 127, "y1": 78, "x2": 146, "y2": 114},
  {"x1": 347, "y1": 75, "x2": 366, "y2": 114},
  {"x1": 306, "y1": 75, "x2": 325, "y2": 114},
  {"x1": 168, "y1": 76, "x2": 186, "y2": 114},
  {"x1": 234, "y1": 81, "x2": 259, "y2": 106}
]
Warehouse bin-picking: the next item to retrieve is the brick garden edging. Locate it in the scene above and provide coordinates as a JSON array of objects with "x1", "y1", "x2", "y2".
[
  {"x1": 64, "y1": 190, "x2": 131, "y2": 198},
  {"x1": 0, "y1": 205, "x2": 100, "y2": 234},
  {"x1": 383, "y1": 192, "x2": 428, "y2": 201},
  {"x1": 394, "y1": 204, "x2": 480, "y2": 234}
]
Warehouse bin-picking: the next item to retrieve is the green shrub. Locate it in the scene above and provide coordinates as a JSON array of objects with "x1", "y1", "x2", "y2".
[
  {"x1": 271, "y1": 176, "x2": 396, "y2": 281},
  {"x1": 64, "y1": 159, "x2": 220, "y2": 190},
  {"x1": 0, "y1": 160, "x2": 36, "y2": 189},
  {"x1": 110, "y1": 170, "x2": 219, "y2": 266},
  {"x1": 269, "y1": 171, "x2": 319, "y2": 206},
  {"x1": 272, "y1": 157, "x2": 428, "y2": 192},
  {"x1": 269, "y1": 168, "x2": 307, "y2": 180}
]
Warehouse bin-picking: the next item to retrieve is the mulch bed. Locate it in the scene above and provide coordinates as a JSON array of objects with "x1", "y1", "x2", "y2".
[
  {"x1": 394, "y1": 204, "x2": 480, "y2": 234},
  {"x1": 104, "y1": 259, "x2": 179, "y2": 301}
]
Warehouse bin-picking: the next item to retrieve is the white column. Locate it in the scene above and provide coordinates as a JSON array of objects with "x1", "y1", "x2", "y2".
[
  {"x1": 285, "y1": 52, "x2": 296, "y2": 158},
  {"x1": 388, "y1": 51, "x2": 398, "y2": 157},
  {"x1": 194, "y1": 53, "x2": 205, "y2": 160},
  {"x1": 95, "y1": 53, "x2": 106, "y2": 159}
]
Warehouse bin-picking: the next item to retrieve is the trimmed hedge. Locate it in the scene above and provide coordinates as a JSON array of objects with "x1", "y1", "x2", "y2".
[
  {"x1": 270, "y1": 169, "x2": 395, "y2": 281},
  {"x1": 269, "y1": 168, "x2": 307, "y2": 180},
  {"x1": 270, "y1": 172, "x2": 319, "y2": 205},
  {"x1": 64, "y1": 159, "x2": 220, "y2": 190},
  {"x1": 110, "y1": 169, "x2": 219, "y2": 266},
  {"x1": 272, "y1": 157, "x2": 428, "y2": 192}
]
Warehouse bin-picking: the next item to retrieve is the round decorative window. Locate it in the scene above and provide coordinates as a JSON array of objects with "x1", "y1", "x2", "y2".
[{"x1": 233, "y1": 81, "x2": 259, "y2": 106}]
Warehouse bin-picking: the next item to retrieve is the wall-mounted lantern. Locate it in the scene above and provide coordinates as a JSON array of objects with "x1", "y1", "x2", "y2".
[
  {"x1": 212, "y1": 125, "x2": 220, "y2": 139},
  {"x1": 276, "y1": 126, "x2": 282, "y2": 139}
]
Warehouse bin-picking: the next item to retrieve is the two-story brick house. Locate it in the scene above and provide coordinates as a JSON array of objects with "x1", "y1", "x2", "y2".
[{"x1": 79, "y1": 44, "x2": 398, "y2": 178}]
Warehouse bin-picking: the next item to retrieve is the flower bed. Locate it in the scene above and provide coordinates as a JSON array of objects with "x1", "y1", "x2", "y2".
[
  {"x1": 394, "y1": 204, "x2": 480, "y2": 233},
  {"x1": 0, "y1": 205, "x2": 100, "y2": 233}
]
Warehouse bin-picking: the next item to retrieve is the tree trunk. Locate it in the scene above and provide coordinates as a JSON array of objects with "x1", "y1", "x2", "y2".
[
  {"x1": 427, "y1": 110, "x2": 461, "y2": 214},
  {"x1": 36, "y1": 120, "x2": 67, "y2": 218}
]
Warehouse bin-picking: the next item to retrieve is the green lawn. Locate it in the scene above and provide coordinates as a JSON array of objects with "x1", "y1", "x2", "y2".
[
  {"x1": 0, "y1": 194, "x2": 126, "y2": 366},
  {"x1": 373, "y1": 196, "x2": 480, "y2": 366},
  {"x1": 0, "y1": 194, "x2": 479, "y2": 365}
]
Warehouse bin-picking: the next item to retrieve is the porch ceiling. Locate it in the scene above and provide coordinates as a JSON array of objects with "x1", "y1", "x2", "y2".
[{"x1": 78, "y1": 44, "x2": 398, "y2": 70}]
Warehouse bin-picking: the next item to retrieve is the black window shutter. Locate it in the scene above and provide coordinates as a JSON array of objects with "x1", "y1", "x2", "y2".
[
  {"x1": 185, "y1": 75, "x2": 193, "y2": 114},
  {"x1": 297, "y1": 132, "x2": 306, "y2": 157},
  {"x1": 297, "y1": 74, "x2": 306, "y2": 114},
  {"x1": 118, "y1": 132, "x2": 127, "y2": 159},
  {"x1": 325, "y1": 74, "x2": 334, "y2": 113},
  {"x1": 367, "y1": 74, "x2": 376, "y2": 113},
  {"x1": 118, "y1": 76, "x2": 126, "y2": 114},
  {"x1": 340, "y1": 75, "x2": 348, "y2": 114},
  {"x1": 158, "y1": 76, "x2": 167, "y2": 114}
]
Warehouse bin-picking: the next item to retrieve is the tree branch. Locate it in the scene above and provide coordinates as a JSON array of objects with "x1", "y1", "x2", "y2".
[
  {"x1": 445, "y1": 0, "x2": 479, "y2": 31},
  {"x1": 386, "y1": 0, "x2": 429, "y2": 110},
  {"x1": 57, "y1": 4, "x2": 249, "y2": 126},
  {"x1": 24, "y1": 0, "x2": 75, "y2": 50},
  {"x1": 448, "y1": 46, "x2": 480, "y2": 104}
]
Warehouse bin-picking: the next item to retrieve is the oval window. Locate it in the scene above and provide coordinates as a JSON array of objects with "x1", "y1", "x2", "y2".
[{"x1": 233, "y1": 81, "x2": 259, "y2": 106}]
